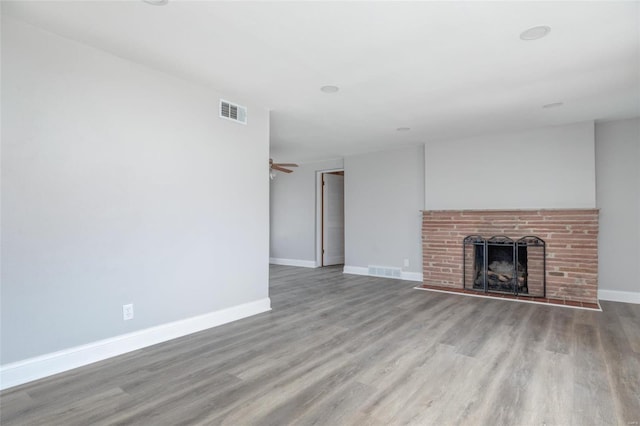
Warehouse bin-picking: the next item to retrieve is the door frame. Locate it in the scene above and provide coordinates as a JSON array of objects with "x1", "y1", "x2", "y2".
[{"x1": 315, "y1": 168, "x2": 345, "y2": 267}]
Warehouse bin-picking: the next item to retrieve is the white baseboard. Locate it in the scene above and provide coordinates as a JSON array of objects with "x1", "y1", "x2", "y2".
[
  {"x1": 343, "y1": 265, "x2": 369, "y2": 276},
  {"x1": 0, "y1": 298, "x2": 271, "y2": 390},
  {"x1": 343, "y1": 265, "x2": 423, "y2": 282},
  {"x1": 401, "y1": 271, "x2": 424, "y2": 282},
  {"x1": 269, "y1": 257, "x2": 319, "y2": 268},
  {"x1": 598, "y1": 289, "x2": 640, "y2": 304}
]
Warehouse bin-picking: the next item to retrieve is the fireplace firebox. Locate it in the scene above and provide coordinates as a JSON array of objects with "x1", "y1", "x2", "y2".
[{"x1": 463, "y1": 235, "x2": 546, "y2": 297}]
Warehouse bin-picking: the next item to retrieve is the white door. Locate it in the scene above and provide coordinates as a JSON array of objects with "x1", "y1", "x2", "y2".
[{"x1": 322, "y1": 173, "x2": 345, "y2": 266}]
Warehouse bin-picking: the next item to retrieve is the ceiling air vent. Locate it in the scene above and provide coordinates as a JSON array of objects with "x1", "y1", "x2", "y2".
[{"x1": 219, "y1": 99, "x2": 247, "y2": 124}]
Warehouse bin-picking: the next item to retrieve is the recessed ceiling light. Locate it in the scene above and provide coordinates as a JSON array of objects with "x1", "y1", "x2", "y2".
[
  {"x1": 520, "y1": 26, "x2": 551, "y2": 41},
  {"x1": 542, "y1": 102, "x2": 564, "y2": 109},
  {"x1": 320, "y1": 85, "x2": 339, "y2": 94},
  {"x1": 396, "y1": 127, "x2": 411, "y2": 132},
  {"x1": 143, "y1": 0, "x2": 168, "y2": 5}
]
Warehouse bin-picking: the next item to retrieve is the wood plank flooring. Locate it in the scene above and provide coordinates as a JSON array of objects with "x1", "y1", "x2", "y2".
[{"x1": 1, "y1": 265, "x2": 639, "y2": 425}]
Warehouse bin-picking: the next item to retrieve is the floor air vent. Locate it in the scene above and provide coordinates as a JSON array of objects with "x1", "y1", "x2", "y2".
[
  {"x1": 368, "y1": 265, "x2": 402, "y2": 278},
  {"x1": 219, "y1": 99, "x2": 247, "y2": 124}
]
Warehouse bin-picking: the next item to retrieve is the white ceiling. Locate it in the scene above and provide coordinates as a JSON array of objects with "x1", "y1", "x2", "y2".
[{"x1": 3, "y1": 1, "x2": 639, "y2": 163}]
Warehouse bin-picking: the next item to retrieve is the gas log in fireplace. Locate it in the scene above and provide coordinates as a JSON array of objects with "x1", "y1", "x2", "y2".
[{"x1": 463, "y1": 235, "x2": 546, "y2": 297}]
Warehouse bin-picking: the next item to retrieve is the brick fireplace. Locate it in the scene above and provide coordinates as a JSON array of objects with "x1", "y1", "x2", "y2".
[{"x1": 421, "y1": 209, "x2": 599, "y2": 306}]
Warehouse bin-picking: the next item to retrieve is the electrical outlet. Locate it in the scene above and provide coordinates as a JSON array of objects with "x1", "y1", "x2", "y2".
[
  {"x1": 403, "y1": 258, "x2": 410, "y2": 267},
  {"x1": 123, "y1": 304, "x2": 134, "y2": 321}
]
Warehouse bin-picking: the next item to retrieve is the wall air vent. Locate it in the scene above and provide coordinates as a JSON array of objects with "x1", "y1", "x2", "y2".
[
  {"x1": 368, "y1": 265, "x2": 402, "y2": 279},
  {"x1": 219, "y1": 99, "x2": 247, "y2": 124}
]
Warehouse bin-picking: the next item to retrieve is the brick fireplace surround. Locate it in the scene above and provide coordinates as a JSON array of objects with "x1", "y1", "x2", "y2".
[{"x1": 421, "y1": 209, "x2": 599, "y2": 307}]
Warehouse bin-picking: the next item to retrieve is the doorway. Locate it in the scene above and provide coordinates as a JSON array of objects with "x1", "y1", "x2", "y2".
[{"x1": 316, "y1": 170, "x2": 345, "y2": 266}]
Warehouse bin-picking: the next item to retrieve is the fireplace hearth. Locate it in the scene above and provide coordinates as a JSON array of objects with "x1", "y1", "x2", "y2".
[{"x1": 463, "y1": 235, "x2": 546, "y2": 297}]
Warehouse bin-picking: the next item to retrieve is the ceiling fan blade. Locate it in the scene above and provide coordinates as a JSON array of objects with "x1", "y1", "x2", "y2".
[
  {"x1": 272, "y1": 165, "x2": 294, "y2": 173},
  {"x1": 275, "y1": 163, "x2": 298, "y2": 167}
]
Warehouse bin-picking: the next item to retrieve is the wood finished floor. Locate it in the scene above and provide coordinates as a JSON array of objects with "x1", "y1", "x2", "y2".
[{"x1": 1, "y1": 265, "x2": 639, "y2": 425}]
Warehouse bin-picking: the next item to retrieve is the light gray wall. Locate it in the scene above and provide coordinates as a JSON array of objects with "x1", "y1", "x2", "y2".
[
  {"x1": 595, "y1": 117, "x2": 640, "y2": 295},
  {"x1": 1, "y1": 17, "x2": 270, "y2": 364},
  {"x1": 344, "y1": 146, "x2": 424, "y2": 273},
  {"x1": 269, "y1": 158, "x2": 343, "y2": 263},
  {"x1": 425, "y1": 122, "x2": 596, "y2": 210}
]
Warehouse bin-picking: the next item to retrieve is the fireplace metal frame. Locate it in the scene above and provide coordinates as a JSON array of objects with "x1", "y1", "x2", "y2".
[
  {"x1": 463, "y1": 235, "x2": 487, "y2": 292},
  {"x1": 463, "y1": 235, "x2": 546, "y2": 297}
]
